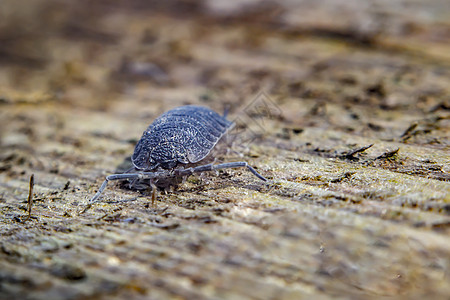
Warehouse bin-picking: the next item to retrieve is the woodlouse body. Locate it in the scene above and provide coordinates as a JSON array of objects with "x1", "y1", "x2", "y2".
[
  {"x1": 132, "y1": 105, "x2": 232, "y2": 170},
  {"x1": 85, "y1": 105, "x2": 267, "y2": 211}
]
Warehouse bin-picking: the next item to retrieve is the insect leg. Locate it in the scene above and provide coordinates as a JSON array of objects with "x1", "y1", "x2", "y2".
[
  {"x1": 178, "y1": 162, "x2": 267, "y2": 181},
  {"x1": 89, "y1": 173, "x2": 141, "y2": 203},
  {"x1": 80, "y1": 173, "x2": 142, "y2": 214}
]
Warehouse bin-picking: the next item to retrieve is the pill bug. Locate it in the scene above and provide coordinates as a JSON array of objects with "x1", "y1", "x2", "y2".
[{"x1": 85, "y1": 105, "x2": 267, "y2": 210}]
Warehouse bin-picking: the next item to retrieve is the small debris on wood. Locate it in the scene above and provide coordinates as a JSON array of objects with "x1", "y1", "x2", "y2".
[
  {"x1": 27, "y1": 174, "x2": 34, "y2": 220},
  {"x1": 63, "y1": 180, "x2": 71, "y2": 191},
  {"x1": 341, "y1": 144, "x2": 373, "y2": 160},
  {"x1": 367, "y1": 122, "x2": 383, "y2": 131},
  {"x1": 428, "y1": 101, "x2": 449, "y2": 112},
  {"x1": 79, "y1": 203, "x2": 92, "y2": 215},
  {"x1": 376, "y1": 148, "x2": 400, "y2": 160},
  {"x1": 401, "y1": 122, "x2": 418, "y2": 138},
  {"x1": 330, "y1": 172, "x2": 356, "y2": 183},
  {"x1": 400, "y1": 122, "x2": 419, "y2": 141}
]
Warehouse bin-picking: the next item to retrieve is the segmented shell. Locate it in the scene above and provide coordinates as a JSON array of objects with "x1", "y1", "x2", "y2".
[{"x1": 132, "y1": 105, "x2": 232, "y2": 170}]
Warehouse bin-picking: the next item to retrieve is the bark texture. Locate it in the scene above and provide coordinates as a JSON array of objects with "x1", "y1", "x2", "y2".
[{"x1": 0, "y1": 1, "x2": 449, "y2": 299}]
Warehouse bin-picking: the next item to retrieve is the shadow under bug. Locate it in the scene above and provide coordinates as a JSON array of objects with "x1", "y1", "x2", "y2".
[{"x1": 85, "y1": 105, "x2": 267, "y2": 211}]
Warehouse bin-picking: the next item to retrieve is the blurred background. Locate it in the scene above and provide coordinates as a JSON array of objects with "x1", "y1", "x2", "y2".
[
  {"x1": 0, "y1": 0, "x2": 449, "y2": 299},
  {"x1": 1, "y1": 0, "x2": 449, "y2": 110}
]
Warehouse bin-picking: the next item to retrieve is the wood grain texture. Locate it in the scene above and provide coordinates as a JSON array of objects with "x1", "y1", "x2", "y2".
[{"x1": 1, "y1": 1, "x2": 449, "y2": 299}]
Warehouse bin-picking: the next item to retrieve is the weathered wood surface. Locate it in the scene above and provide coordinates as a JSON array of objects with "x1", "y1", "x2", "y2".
[{"x1": 1, "y1": 1, "x2": 449, "y2": 299}]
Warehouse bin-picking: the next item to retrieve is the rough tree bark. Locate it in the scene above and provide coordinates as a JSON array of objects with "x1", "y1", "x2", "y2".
[{"x1": 0, "y1": 1, "x2": 449, "y2": 299}]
